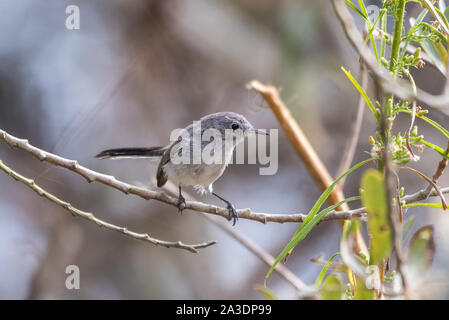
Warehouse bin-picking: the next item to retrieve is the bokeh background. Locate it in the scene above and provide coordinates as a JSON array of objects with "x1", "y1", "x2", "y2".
[{"x1": 0, "y1": 0, "x2": 448, "y2": 299}]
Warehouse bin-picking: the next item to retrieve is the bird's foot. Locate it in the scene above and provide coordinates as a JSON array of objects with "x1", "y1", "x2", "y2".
[
  {"x1": 227, "y1": 203, "x2": 238, "y2": 226},
  {"x1": 177, "y1": 194, "x2": 186, "y2": 213},
  {"x1": 211, "y1": 192, "x2": 238, "y2": 226}
]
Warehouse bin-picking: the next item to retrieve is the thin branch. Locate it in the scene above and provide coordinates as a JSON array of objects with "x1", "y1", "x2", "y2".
[
  {"x1": 0, "y1": 159, "x2": 216, "y2": 253},
  {"x1": 1, "y1": 129, "x2": 448, "y2": 224},
  {"x1": 0, "y1": 128, "x2": 351, "y2": 224},
  {"x1": 402, "y1": 186, "x2": 449, "y2": 204}
]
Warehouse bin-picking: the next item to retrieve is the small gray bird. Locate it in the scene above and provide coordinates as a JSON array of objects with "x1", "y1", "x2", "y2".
[{"x1": 96, "y1": 112, "x2": 268, "y2": 225}]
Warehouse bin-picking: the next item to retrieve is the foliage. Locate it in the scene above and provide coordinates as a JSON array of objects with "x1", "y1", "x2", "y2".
[{"x1": 265, "y1": 0, "x2": 449, "y2": 300}]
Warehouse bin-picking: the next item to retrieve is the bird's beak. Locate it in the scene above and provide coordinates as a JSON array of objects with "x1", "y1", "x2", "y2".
[{"x1": 251, "y1": 128, "x2": 269, "y2": 136}]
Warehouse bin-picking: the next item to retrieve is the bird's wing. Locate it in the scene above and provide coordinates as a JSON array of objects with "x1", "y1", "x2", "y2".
[{"x1": 156, "y1": 137, "x2": 182, "y2": 187}]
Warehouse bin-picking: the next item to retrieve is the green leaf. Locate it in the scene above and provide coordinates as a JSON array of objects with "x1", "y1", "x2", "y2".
[
  {"x1": 266, "y1": 196, "x2": 360, "y2": 280},
  {"x1": 357, "y1": 0, "x2": 368, "y2": 17},
  {"x1": 411, "y1": 8, "x2": 429, "y2": 29},
  {"x1": 320, "y1": 274, "x2": 344, "y2": 300},
  {"x1": 409, "y1": 5, "x2": 448, "y2": 75},
  {"x1": 411, "y1": 137, "x2": 449, "y2": 160},
  {"x1": 403, "y1": 202, "x2": 445, "y2": 209},
  {"x1": 380, "y1": 8, "x2": 387, "y2": 58},
  {"x1": 294, "y1": 157, "x2": 373, "y2": 235},
  {"x1": 358, "y1": 0, "x2": 379, "y2": 61},
  {"x1": 421, "y1": 38, "x2": 448, "y2": 75},
  {"x1": 315, "y1": 253, "x2": 341, "y2": 288},
  {"x1": 440, "y1": 1, "x2": 447, "y2": 13},
  {"x1": 354, "y1": 275, "x2": 375, "y2": 300},
  {"x1": 341, "y1": 67, "x2": 376, "y2": 118},
  {"x1": 344, "y1": 0, "x2": 367, "y2": 20},
  {"x1": 445, "y1": 6, "x2": 449, "y2": 22},
  {"x1": 434, "y1": 6, "x2": 449, "y2": 32},
  {"x1": 344, "y1": 1, "x2": 380, "y2": 61},
  {"x1": 361, "y1": 169, "x2": 392, "y2": 265},
  {"x1": 401, "y1": 9, "x2": 429, "y2": 61},
  {"x1": 265, "y1": 158, "x2": 374, "y2": 280},
  {"x1": 407, "y1": 225, "x2": 435, "y2": 278},
  {"x1": 416, "y1": 22, "x2": 448, "y2": 43},
  {"x1": 421, "y1": 0, "x2": 449, "y2": 34},
  {"x1": 399, "y1": 110, "x2": 449, "y2": 139},
  {"x1": 255, "y1": 285, "x2": 277, "y2": 300},
  {"x1": 365, "y1": 10, "x2": 385, "y2": 43}
]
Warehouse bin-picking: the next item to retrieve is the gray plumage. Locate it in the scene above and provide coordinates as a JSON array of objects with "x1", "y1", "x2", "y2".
[{"x1": 96, "y1": 112, "x2": 267, "y2": 225}]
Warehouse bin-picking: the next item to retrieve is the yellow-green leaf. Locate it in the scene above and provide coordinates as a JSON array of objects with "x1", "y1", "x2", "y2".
[
  {"x1": 255, "y1": 285, "x2": 277, "y2": 300},
  {"x1": 320, "y1": 274, "x2": 344, "y2": 300},
  {"x1": 360, "y1": 169, "x2": 392, "y2": 265},
  {"x1": 354, "y1": 275, "x2": 375, "y2": 300}
]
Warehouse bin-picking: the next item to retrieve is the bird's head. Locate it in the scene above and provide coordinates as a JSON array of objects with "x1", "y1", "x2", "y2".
[{"x1": 200, "y1": 112, "x2": 268, "y2": 142}]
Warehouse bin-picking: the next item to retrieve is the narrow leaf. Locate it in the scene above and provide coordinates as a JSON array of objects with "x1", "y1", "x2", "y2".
[
  {"x1": 266, "y1": 158, "x2": 374, "y2": 280},
  {"x1": 421, "y1": 38, "x2": 448, "y2": 75},
  {"x1": 341, "y1": 67, "x2": 376, "y2": 118},
  {"x1": 320, "y1": 274, "x2": 344, "y2": 300},
  {"x1": 421, "y1": 0, "x2": 449, "y2": 34},
  {"x1": 403, "y1": 203, "x2": 445, "y2": 209},
  {"x1": 354, "y1": 275, "x2": 376, "y2": 300},
  {"x1": 344, "y1": 0, "x2": 367, "y2": 20},
  {"x1": 445, "y1": 6, "x2": 449, "y2": 22},
  {"x1": 266, "y1": 196, "x2": 360, "y2": 279},
  {"x1": 315, "y1": 253, "x2": 341, "y2": 288},
  {"x1": 411, "y1": 137, "x2": 449, "y2": 160},
  {"x1": 255, "y1": 285, "x2": 277, "y2": 300}
]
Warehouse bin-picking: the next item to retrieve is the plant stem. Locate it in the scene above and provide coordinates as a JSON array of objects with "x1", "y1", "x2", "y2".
[
  {"x1": 382, "y1": 0, "x2": 409, "y2": 297},
  {"x1": 385, "y1": 0, "x2": 406, "y2": 132}
]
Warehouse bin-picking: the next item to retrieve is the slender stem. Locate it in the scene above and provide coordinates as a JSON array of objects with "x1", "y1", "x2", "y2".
[
  {"x1": 383, "y1": 0, "x2": 409, "y2": 297},
  {"x1": 380, "y1": 6, "x2": 387, "y2": 59},
  {"x1": 389, "y1": 0, "x2": 406, "y2": 75},
  {"x1": 402, "y1": 203, "x2": 444, "y2": 209}
]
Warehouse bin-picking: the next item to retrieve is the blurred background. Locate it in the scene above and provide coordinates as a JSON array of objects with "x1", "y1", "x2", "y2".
[{"x1": 0, "y1": 0, "x2": 448, "y2": 299}]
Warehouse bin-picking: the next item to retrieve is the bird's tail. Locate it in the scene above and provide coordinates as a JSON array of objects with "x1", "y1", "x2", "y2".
[{"x1": 96, "y1": 146, "x2": 166, "y2": 159}]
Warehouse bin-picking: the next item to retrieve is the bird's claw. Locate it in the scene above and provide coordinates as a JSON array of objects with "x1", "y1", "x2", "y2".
[
  {"x1": 227, "y1": 203, "x2": 238, "y2": 226},
  {"x1": 177, "y1": 195, "x2": 186, "y2": 213}
]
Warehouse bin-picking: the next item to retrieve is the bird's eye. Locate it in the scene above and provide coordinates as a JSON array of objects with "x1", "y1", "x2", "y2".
[{"x1": 231, "y1": 123, "x2": 240, "y2": 130}]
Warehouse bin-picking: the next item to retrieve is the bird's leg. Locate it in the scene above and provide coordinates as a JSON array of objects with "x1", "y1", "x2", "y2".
[
  {"x1": 177, "y1": 185, "x2": 186, "y2": 213},
  {"x1": 212, "y1": 192, "x2": 238, "y2": 226}
]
